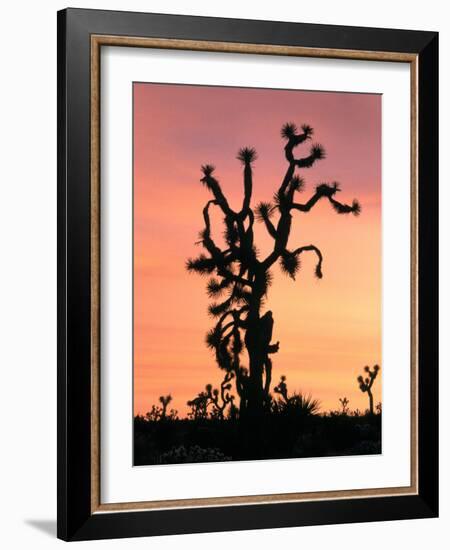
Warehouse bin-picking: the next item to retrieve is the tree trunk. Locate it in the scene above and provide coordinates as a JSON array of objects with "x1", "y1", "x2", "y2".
[
  {"x1": 240, "y1": 316, "x2": 263, "y2": 416},
  {"x1": 239, "y1": 274, "x2": 271, "y2": 457},
  {"x1": 243, "y1": 280, "x2": 266, "y2": 421},
  {"x1": 247, "y1": 339, "x2": 265, "y2": 419},
  {"x1": 368, "y1": 390, "x2": 374, "y2": 415},
  {"x1": 246, "y1": 342, "x2": 267, "y2": 456},
  {"x1": 240, "y1": 334, "x2": 265, "y2": 458}
]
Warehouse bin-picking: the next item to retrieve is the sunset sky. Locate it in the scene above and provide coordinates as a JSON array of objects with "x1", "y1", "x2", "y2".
[{"x1": 133, "y1": 83, "x2": 381, "y2": 417}]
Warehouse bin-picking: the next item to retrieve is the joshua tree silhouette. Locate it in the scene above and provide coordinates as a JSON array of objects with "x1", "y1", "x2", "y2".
[
  {"x1": 144, "y1": 395, "x2": 178, "y2": 422},
  {"x1": 187, "y1": 372, "x2": 236, "y2": 420},
  {"x1": 357, "y1": 365, "x2": 380, "y2": 415},
  {"x1": 187, "y1": 390, "x2": 210, "y2": 420},
  {"x1": 206, "y1": 371, "x2": 235, "y2": 420},
  {"x1": 339, "y1": 396, "x2": 350, "y2": 415},
  {"x1": 187, "y1": 122, "x2": 360, "y2": 422},
  {"x1": 159, "y1": 394, "x2": 172, "y2": 420}
]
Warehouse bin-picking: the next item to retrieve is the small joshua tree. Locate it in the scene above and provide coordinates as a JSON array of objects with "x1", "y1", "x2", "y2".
[
  {"x1": 273, "y1": 375, "x2": 289, "y2": 402},
  {"x1": 339, "y1": 397, "x2": 350, "y2": 415},
  {"x1": 145, "y1": 396, "x2": 178, "y2": 422},
  {"x1": 187, "y1": 122, "x2": 360, "y2": 421},
  {"x1": 187, "y1": 390, "x2": 210, "y2": 420},
  {"x1": 188, "y1": 372, "x2": 236, "y2": 420},
  {"x1": 206, "y1": 371, "x2": 235, "y2": 420},
  {"x1": 357, "y1": 365, "x2": 380, "y2": 415},
  {"x1": 159, "y1": 394, "x2": 173, "y2": 420}
]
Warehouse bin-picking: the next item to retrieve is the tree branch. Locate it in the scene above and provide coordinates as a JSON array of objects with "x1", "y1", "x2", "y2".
[
  {"x1": 278, "y1": 124, "x2": 319, "y2": 198},
  {"x1": 237, "y1": 147, "x2": 257, "y2": 215},
  {"x1": 200, "y1": 165, "x2": 236, "y2": 217},
  {"x1": 200, "y1": 199, "x2": 254, "y2": 288},
  {"x1": 292, "y1": 183, "x2": 361, "y2": 215},
  {"x1": 292, "y1": 245, "x2": 323, "y2": 279},
  {"x1": 294, "y1": 144, "x2": 325, "y2": 168},
  {"x1": 291, "y1": 192, "x2": 323, "y2": 212},
  {"x1": 281, "y1": 122, "x2": 314, "y2": 163},
  {"x1": 256, "y1": 203, "x2": 278, "y2": 240},
  {"x1": 262, "y1": 215, "x2": 278, "y2": 240}
]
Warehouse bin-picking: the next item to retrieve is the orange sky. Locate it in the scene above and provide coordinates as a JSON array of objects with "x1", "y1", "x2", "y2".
[{"x1": 133, "y1": 83, "x2": 381, "y2": 417}]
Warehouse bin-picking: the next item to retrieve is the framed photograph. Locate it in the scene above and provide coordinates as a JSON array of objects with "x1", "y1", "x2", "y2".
[{"x1": 57, "y1": 8, "x2": 438, "y2": 541}]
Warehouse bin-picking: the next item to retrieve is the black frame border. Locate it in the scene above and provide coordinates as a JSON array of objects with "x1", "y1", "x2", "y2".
[{"x1": 57, "y1": 8, "x2": 438, "y2": 541}]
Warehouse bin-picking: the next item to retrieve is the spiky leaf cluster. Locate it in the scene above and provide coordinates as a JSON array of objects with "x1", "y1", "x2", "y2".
[
  {"x1": 237, "y1": 147, "x2": 257, "y2": 164},
  {"x1": 301, "y1": 123, "x2": 314, "y2": 137},
  {"x1": 205, "y1": 326, "x2": 222, "y2": 349},
  {"x1": 206, "y1": 277, "x2": 231, "y2": 298},
  {"x1": 311, "y1": 143, "x2": 326, "y2": 160},
  {"x1": 316, "y1": 183, "x2": 338, "y2": 197},
  {"x1": 255, "y1": 201, "x2": 274, "y2": 221},
  {"x1": 208, "y1": 298, "x2": 232, "y2": 318},
  {"x1": 352, "y1": 199, "x2": 361, "y2": 216},
  {"x1": 290, "y1": 175, "x2": 305, "y2": 192},
  {"x1": 186, "y1": 254, "x2": 217, "y2": 275},
  {"x1": 272, "y1": 190, "x2": 284, "y2": 209},
  {"x1": 281, "y1": 122, "x2": 298, "y2": 139},
  {"x1": 201, "y1": 164, "x2": 215, "y2": 177},
  {"x1": 280, "y1": 252, "x2": 300, "y2": 280}
]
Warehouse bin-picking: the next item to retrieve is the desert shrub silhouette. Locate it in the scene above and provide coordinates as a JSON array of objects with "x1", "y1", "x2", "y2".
[
  {"x1": 272, "y1": 375, "x2": 321, "y2": 417},
  {"x1": 134, "y1": 371, "x2": 381, "y2": 464}
]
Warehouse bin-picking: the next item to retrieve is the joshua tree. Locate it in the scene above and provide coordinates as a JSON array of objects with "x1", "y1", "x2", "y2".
[
  {"x1": 187, "y1": 390, "x2": 210, "y2": 420},
  {"x1": 273, "y1": 374, "x2": 289, "y2": 403},
  {"x1": 357, "y1": 365, "x2": 380, "y2": 415},
  {"x1": 188, "y1": 372, "x2": 236, "y2": 420},
  {"x1": 206, "y1": 371, "x2": 235, "y2": 420},
  {"x1": 339, "y1": 397, "x2": 350, "y2": 415},
  {"x1": 187, "y1": 122, "x2": 360, "y2": 421},
  {"x1": 159, "y1": 394, "x2": 172, "y2": 420},
  {"x1": 145, "y1": 396, "x2": 178, "y2": 422}
]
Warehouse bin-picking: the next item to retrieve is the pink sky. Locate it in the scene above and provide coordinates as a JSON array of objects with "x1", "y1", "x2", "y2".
[{"x1": 133, "y1": 83, "x2": 381, "y2": 417}]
